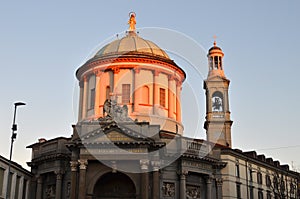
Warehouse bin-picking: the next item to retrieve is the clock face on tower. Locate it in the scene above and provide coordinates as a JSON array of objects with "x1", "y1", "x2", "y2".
[{"x1": 212, "y1": 96, "x2": 223, "y2": 112}]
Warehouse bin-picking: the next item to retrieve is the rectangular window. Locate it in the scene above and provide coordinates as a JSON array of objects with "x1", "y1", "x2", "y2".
[
  {"x1": 267, "y1": 191, "x2": 271, "y2": 199},
  {"x1": 160, "y1": 88, "x2": 166, "y2": 107},
  {"x1": 122, "y1": 84, "x2": 130, "y2": 104},
  {"x1": 249, "y1": 168, "x2": 253, "y2": 182},
  {"x1": 258, "y1": 190, "x2": 264, "y2": 199},
  {"x1": 235, "y1": 163, "x2": 240, "y2": 178},
  {"x1": 266, "y1": 175, "x2": 271, "y2": 187},
  {"x1": 257, "y1": 172, "x2": 263, "y2": 184},
  {"x1": 236, "y1": 183, "x2": 241, "y2": 199},
  {"x1": 249, "y1": 186, "x2": 254, "y2": 199},
  {"x1": 89, "y1": 88, "x2": 95, "y2": 109},
  {"x1": 0, "y1": 167, "x2": 4, "y2": 196}
]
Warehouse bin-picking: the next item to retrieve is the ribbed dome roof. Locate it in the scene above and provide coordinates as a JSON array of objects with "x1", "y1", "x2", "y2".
[{"x1": 94, "y1": 32, "x2": 170, "y2": 59}]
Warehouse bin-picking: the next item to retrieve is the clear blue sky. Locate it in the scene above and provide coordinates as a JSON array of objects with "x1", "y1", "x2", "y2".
[{"x1": 0, "y1": 1, "x2": 299, "y2": 170}]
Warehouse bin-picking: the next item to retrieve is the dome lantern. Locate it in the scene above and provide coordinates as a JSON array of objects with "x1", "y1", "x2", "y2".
[{"x1": 207, "y1": 36, "x2": 225, "y2": 78}]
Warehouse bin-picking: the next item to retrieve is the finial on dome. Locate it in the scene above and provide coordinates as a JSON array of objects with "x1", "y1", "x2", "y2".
[
  {"x1": 128, "y1": 12, "x2": 136, "y2": 32},
  {"x1": 213, "y1": 35, "x2": 217, "y2": 46}
]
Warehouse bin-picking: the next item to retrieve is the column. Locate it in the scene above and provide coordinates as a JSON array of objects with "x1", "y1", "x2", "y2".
[
  {"x1": 36, "y1": 175, "x2": 43, "y2": 199},
  {"x1": 176, "y1": 81, "x2": 182, "y2": 122},
  {"x1": 70, "y1": 161, "x2": 78, "y2": 199},
  {"x1": 168, "y1": 76, "x2": 175, "y2": 118},
  {"x1": 82, "y1": 76, "x2": 89, "y2": 119},
  {"x1": 78, "y1": 81, "x2": 84, "y2": 121},
  {"x1": 151, "y1": 161, "x2": 160, "y2": 199},
  {"x1": 140, "y1": 159, "x2": 149, "y2": 199},
  {"x1": 78, "y1": 159, "x2": 88, "y2": 199},
  {"x1": 134, "y1": 68, "x2": 140, "y2": 113},
  {"x1": 94, "y1": 71, "x2": 102, "y2": 117},
  {"x1": 216, "y1": 178, "x2": 223, "y2": 199},
  {"x1": 99, "y1": 72, "x2": 106, "y2": 115},
  {"x1": 179, "y1": 171, "x2": 188, "y2": 199},
  {"x1": 153, "y1": 71, "x2": 159, "y2": 114},
  {"x1": 55, "y1": 171, "x2": 63, "y2": 199},
  {"x1": 206, "y1": 176, "x2": 212, "y2": 199}
]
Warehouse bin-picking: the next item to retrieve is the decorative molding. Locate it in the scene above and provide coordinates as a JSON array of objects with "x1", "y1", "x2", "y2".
[{"x1": 162, "y1": 182, "x2": 175, "y2": 197}]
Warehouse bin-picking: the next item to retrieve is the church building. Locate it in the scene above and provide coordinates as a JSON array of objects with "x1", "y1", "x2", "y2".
[{"x1": 26, "y1": 13, "x2": 300, "y2": 199}]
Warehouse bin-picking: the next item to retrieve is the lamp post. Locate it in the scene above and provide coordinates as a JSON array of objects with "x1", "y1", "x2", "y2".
[{"x1": 6, "y1": 102, "x2": 26, "y2": 199}]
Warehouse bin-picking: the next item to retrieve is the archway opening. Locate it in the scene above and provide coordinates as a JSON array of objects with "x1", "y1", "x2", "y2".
[{"x1": 93, "y1": 172, "x2": 136, "y2": 199}]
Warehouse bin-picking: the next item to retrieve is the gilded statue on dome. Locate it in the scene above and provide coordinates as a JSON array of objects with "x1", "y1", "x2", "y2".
[{"x1": 128, "y1": 12, "x2": 136, "y2": 31}]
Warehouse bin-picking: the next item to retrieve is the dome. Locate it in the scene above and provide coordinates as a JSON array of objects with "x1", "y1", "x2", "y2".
[{"x1": 94, "y1": 32, "x2": 170, "y2": 59}]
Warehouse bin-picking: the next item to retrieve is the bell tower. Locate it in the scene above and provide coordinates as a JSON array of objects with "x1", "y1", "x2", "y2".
[{"x1": 203, "y1": 40, "x2": 233, "y2": 147}]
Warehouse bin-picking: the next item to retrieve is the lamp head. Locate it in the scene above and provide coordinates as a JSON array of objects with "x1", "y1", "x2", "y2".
[{"x1": 14, "y1": 102, "x2": 26, "y2": 107}]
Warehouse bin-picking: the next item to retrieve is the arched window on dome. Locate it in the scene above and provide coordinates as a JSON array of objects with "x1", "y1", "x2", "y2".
[
  {"x1": 141, "y1": 86, "x2": 149, "y2": 105},
  {"x1": 212, "y1": 91, "x2": 224, "y2": 112}
]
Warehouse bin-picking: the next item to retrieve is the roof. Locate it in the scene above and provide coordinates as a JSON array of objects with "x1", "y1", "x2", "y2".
[{"x1": 94, "y1": 31, "x2": 170, "y2": 59}]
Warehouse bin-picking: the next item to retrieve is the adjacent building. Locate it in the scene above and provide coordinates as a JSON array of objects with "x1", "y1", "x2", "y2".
[{"x1": 0, "y1": 155, "x2": 31, "y2": 199}]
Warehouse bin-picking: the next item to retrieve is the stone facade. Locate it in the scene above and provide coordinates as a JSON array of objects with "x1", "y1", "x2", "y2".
[{"x1": 0, "y1": 155, "x2": 31, "y2": 199}]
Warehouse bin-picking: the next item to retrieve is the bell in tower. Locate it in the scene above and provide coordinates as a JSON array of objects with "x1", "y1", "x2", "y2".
[{"x1": 204, "y1": 39, "x2": 233, "y2": 147}]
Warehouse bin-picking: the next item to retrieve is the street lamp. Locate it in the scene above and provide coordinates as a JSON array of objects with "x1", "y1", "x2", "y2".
[{"x1": 6, "y1": 102, "x2": 26, "y2": 199}]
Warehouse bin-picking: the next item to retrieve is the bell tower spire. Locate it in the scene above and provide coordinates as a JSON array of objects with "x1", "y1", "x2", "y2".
[{"x1": 204, "y1": 39, "x2": 233, "y2": 147}]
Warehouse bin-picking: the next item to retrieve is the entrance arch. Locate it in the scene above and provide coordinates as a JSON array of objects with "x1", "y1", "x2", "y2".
[{"x1": 93, "y1": 172, "x2": 136, "y2": 199}]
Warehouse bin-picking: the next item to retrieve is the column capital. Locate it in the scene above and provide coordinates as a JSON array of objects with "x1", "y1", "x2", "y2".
[
  {"x1": 93, "y1": 69, "x2": 103, "y2": 77},
  {"x1": 82, "y1": 75, "x2": 88, "y2": 82},
  {"x1": 168, "y1": 75, "x2": 175, "y2": 81},
  {"x1": 36, "y1": 175, "x2": 43, "y2": 184},
  {"x1": 140, "y1": 159, "x2": 150, "y2": 170},
  {"x1": 216, "y1": 178, "x2": 223, "y2": 186},
  {"x1": 134, "y1": 67, "x2": 140, "y2": 74},
  {"x1": 112, "y1": 66, "x2": 120, "y2": 74},
  {"x1": 55, "y1": 171, "x2": 64, "y2": 180},
  {"x1": 205, "y1": 175, "x2": 213, "y2": 184},
  {"x1": 178, "y1": 170, "x2": 188, "y2": 177},
  {"x1": 151, "y1": 161, "x2": 161, "y2": 171},
  {"x1": 176, "y1": 80, "x2": 182, "y2": 87},
  {"x1": 153, "y1": 70, "x2": 160, "y2": 76},
  {"x1": 78, "y1": 159, "x2": 88, "y2": 170},
  {"x1": 70, "y1": 161, "x2": 79, "y2": 172}
]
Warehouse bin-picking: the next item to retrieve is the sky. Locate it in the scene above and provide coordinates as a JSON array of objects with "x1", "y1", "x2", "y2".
[{"x1": 0, "y1": 1, "x2": 300, "y2": 171}]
